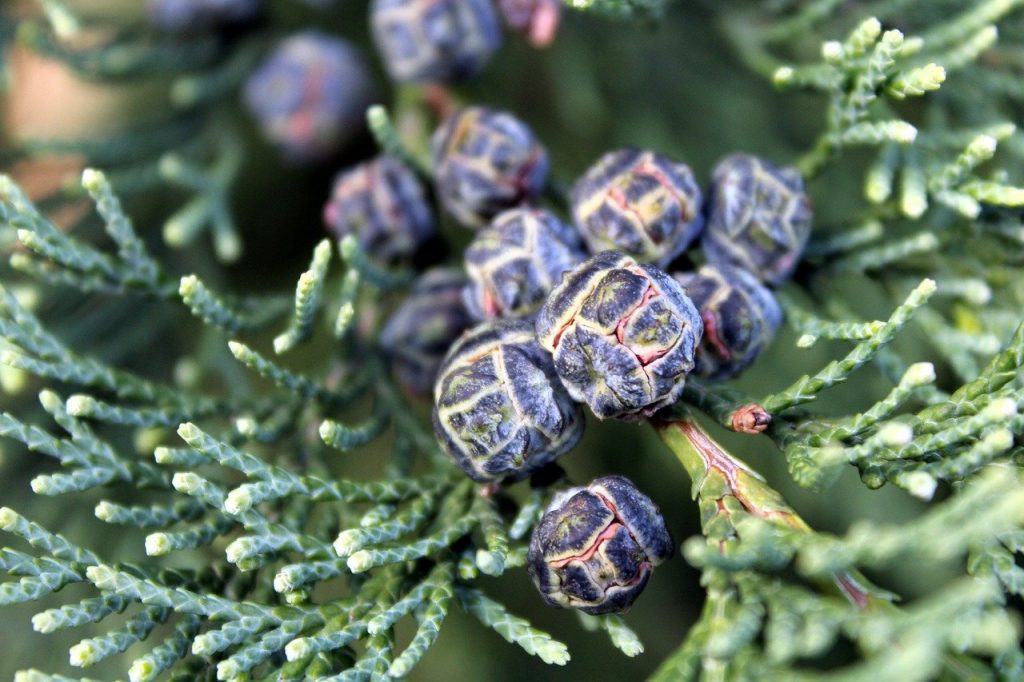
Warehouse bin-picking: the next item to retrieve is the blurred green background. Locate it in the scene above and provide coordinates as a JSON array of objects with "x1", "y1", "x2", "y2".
[{"x1": 0, "y1": 1, "x2": 948, "y2": 679}]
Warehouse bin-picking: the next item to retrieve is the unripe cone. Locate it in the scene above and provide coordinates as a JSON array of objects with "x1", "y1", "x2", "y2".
[
  {"x1": 528, "y1": 475, "x2": 673, "y2": 614},
  {"x1": 674, "y1": 263, "x2": 782, "y2": 380},
  {"x1": 701, "y1": 154, "x2": 812, "y2": 285},
  {"x1": 432, "y1": 107, "x2": 549, "y2": 227},
  {"x1": 535, "y1": 252, "x2": 703, "y2": 420},
  {"x1": 380, "y1": 268, "x2": 473, "y2": 396},
  {"x1": 371, "y1": 0, "x2": 502, "y2": 83},
  {"x1": 433, "y1": 319, "x2": 583, "y2": 482},
  {"x1": 324, "y1": 155, "x2": 435, "y2": 265},
  {"x1": 571, "y1": 149, "x2": 704, "y2": 266},
  {"x1": 463, "y1": 208, "x2": 586, "y2": 320},
  {"x1": 244, "y1": 32, "x2": 373, "y2": 162},
  {"x1": 147, "y1": 0, "x2": 260, "y2": 31}
]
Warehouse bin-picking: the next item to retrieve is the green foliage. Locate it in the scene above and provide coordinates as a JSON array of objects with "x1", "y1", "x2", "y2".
[{"x1": 1, "y1": 0, "x2": 1023, "y2": 680}]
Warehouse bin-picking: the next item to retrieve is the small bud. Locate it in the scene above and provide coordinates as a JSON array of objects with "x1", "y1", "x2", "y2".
[
  {"x1": 225, "y1": 487, "x2": 254, "y2": 515},
  {"x1": 172, "y1": 472, "x2": 201, "y2": 494},
  {"x1": 984, "y1": 428, "x2": 1014, "y2": 452},
  {"x1": 65, "y1": 394, "x2": 96, "y2": 417},
  {"x1": 0, "y1": 506, "x2": 17, "y2": 529},
  {"x1": 216, "y1": 659, "x2": 241, "y2": 681},
  {"x1": 173, "y1": 358, "x2": 201, "y2": 389},
  {"x1": 129, "y1": 659, "x2": 155, "y2": 682},
  {"x1": 69, "y1": 642, "x2": 96, "y2": 667},
  {"x1": 191, "y1": 633, "x2": 216, "y2": 656},
  {"x1": 773, "y1": 66, "x2": 795, "y2": 86},
  {"x1": 284, "y1": 588, "x2": 309, "y2": 605},
  {"x1": 918, "y1": 63, "x2": 946, "y2": 90},
  {"x1": 0, "y1": 365, "x2": 28, "y2": 395},
  {"x1": 347, "y1": 550, "x2": 373, "y2": 573},
  {"x1": 145, "y1": 533, "x2": 172, "y2": 556},
  {"x1": 285, "y1": 637, "x2": 312, "y2": 662},
  {"x1": 133, "y1": 427, "x2": 165, "y2": 456},
  {"x1": 273, "y1": 570, "x2": 295, "y2": 594},
  {"x1": 367, "y1": 613, "x2": 392, "y2": 635},
  {"x1": 15, "y1": 229, "x2": 37, "y2": 249},
  {"x1": 983, "y1": 397, "x2": 1018, "y2": 421},
  {"x1": 316, "y1": 421, "x2": 334, "y2": 444},
  {"x1": 178, "y1": 274, "x2": 199, "y2": 298},
  {"x1": 964, "y1": 281, "x2": 992, "y2": 306},
  {"x1": 889, "y1": 121, "x2": 918, "y2": 145},
  {"x1": 969, "y1": 134, "x2": 999, "y2": 159},
  {"x1": 797, "y1": 334, "x2": 818, "y2": 348},
  {"x1": 730, "y1": 404, "x2": 772, "y2": 435},
  {"x1": 80, "y1": 168, "x2": 104, "y2": 191},
  {"x1": 900, "y1": 471, "x2": 937, "y2": 501},
  {"x1": 903, "y1": 362, "x2": 936, "y2": 387},
  {"x1": 877, "y1": 421, "x2": 913, "y2": 447},
  {"x1": 225, "y1": 537, "x2": 253, "y2": 564},
  {"x1": 10, "y1": 285, "x2": 39, "y2": 311},
  {"x1": 37, "y1": 390, "x2": 62, "y2": 412},
  {"x1": 457, "y1": 556, "x2": 479, "y2": 581},
  {"x1": 865, "y1": 172, "x2": 891, "y2": 204},
  {"x1": 0, "y1": 349, "x2": 23, "y2": 369},
  {"x1": 94, "y1": 501, "x2": 116, "y2": 521},
  {"x1": 214, "y1": 230, "x2": 242, "y2": 264},
  {"x1": 860, "y1": 465, "x2": 887, "y2": 489},
  {"x1": 975, "y1": 335, "x2": 1002, "y2": 355},
  {"x1": 235, "y1": 417, "x2": 257, "y2": 436},
  {"x1": 475, "y1": 548, "x2": 505, "y2": 576},
  {"x1": 821, "y1": 41, "x2": 843, "y2": 62},
  {"x1": 900, "y1": 36, "x2": 924, "y2": 55},
  {"x1": 901, "y1": 191, "x2": 928, "y2": 220},
  {"x1": 333, "y1": 529, "x2": 364, "y2": 557},
  {"x1": 31, "y1": 612, "x2": 57, "y2": 634}
]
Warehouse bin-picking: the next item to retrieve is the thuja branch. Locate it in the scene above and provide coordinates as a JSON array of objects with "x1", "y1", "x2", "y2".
[{"x1": 652, "y1": 411, "x2": 879, "y2": 609}]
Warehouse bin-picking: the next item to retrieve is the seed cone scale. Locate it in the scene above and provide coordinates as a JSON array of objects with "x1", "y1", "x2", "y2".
[
  {"x1": 528, "y1": 475, "x2": 673, "y2": 614},
  {"x1": 674, "y1": 263, "x2": 783, "y2": 380},
  {"x1": 701, "y1": 153, "x2": 812, "y2": 285},
  {"x1": 463, "y1": 208, "x2": 586, "y2": 320},
  {"x1": 571, "y1": 148, "x2": 704, "y2": 267},
  {"x1": 432, "y1": 107, "x2": 549, "y2": 227},
  {"x1": 148, "y1": 0, "x2": 260, "y2": 31},
  {"x1": 432, "y1": 319, "x2": 584, "y2": 482},
  {"x1": 244, "y1": 31, "x2": 373, "y2": 162},
  {"x1": 536, "y1": 252, "x2": 703, "y2": 420},
  {"x1": 381, "y1": 267, "x2": 473, "y2": 396},
  {"x1": 371, "y1": 0, "x2": 502, "y2": 83},
  {"x1": 323, "y1": 155, "x2": 436, "y2": 265}
]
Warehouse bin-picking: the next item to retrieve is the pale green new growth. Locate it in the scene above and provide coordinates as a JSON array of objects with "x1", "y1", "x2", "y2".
[
  {"x1": 457, "y1": 587, "x2": 571, "y2": 665},
  {"x1": 274, "y1": 239, "x2": 332, "y2": 354}
]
